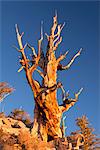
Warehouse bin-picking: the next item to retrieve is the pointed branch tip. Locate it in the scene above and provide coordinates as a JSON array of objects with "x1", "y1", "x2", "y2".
[
  {"x1": 41, "y1": 21, "x2": 43, "y2": 40},
  {"x1": 24, "y1": 43, "x2": 27, "y2": 49},
  {"x1": 15, "y1": 24, "x2": 17, "y2": 29},
  {"x1": 18, "y1": 66, "x2": 25, "y2": 73},
  {"x1": 61, "y1": 22, "x2": 65, "y2": 31},
  {"x1": 77, "y1": 87, "x2": 83, "y2": 95},
  {"x1": 55, "y1": 10, "x2": 57, "y2": 18},
  {"x1": 15, "y1": 24, "x2": 18, "y2": 34},
  {"x1": 75, "y1": 87, "x2": 83, "y2": 99},
  {"x1": 21, "y1": 32, "x2": 24, "y2": 38},
  {"x1": 80, "y1": 48, "x2": 83, "y2": 52}
]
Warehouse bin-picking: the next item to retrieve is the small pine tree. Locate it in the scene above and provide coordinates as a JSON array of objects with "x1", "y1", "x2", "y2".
[{"x1": 76, "y1": 115, "x2": 100, "y2": 150}]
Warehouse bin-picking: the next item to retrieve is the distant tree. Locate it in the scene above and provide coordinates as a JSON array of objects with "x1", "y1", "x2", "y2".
[
  {"x1": 0, "y1": 82, "x2": 13, "y2": 103},
  {"x1": 15, "y1": 13, "x2": 83, "y2": 141},
  {"x1": 76, "y1": 115, "x2": 100, "y2": 150}
]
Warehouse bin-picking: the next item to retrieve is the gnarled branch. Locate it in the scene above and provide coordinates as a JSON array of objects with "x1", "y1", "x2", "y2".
[
  {"x1": 60, "y1": 88, "x2": 83, "y2": 112},
  {"x1": 58, "y1": 48, "x2": 83, "y2": 70},
  {"x1": 15, "y1": 24, "x2": 41, "y2": 94}
]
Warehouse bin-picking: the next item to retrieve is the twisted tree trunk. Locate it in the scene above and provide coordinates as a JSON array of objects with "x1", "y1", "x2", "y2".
[{"x1": 15, "y1": 14, "x2": 82, "y2": 141}]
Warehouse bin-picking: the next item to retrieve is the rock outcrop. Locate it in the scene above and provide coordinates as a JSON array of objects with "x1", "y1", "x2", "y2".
[{"x1": 0, "y1": 115, "x2": 85, "y2": 150}]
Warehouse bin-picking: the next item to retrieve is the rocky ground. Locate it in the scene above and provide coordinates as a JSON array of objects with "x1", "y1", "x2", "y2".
[
  {"x1": 0, "y1": 115, "x2": 69, "y2": 150},
  {"x1": 0, "y1": 114, "x2": 99, "y2": 150}
]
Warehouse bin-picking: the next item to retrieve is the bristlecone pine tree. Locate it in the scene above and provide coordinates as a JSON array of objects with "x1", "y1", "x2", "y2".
[{"x1": 15, "y1": 14, "x2": 83, "y2": 142}]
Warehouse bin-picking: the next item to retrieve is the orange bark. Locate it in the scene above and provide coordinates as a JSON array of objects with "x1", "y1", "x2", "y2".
[{"x1": 15, "y1": 14, "x2": 82, "y2": 141}]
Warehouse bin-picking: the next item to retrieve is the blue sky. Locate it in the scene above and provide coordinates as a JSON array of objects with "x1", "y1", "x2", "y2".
[{"x1": 0, "y1": 1, "x2": 99, "y2": 135}]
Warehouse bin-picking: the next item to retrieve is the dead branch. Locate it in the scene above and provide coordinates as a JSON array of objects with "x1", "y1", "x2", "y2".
[
  {"x1": 53, "y1": 22, "x2": 65, "y2": 44},
  {"x1": 60, "y1": 85, "x2": 70, "y2": 101},
  {"x1": 51, "y1": 14, "x2": 57, "y2": 36},
  {"x1": 59, "y1": 48, "x2": 83, "y2": 70},
  {"x1": 53, "y1": 36, "x2": 62, "y2": 51},
  {"x1": 60, "y1": 88, "x2": 83, "y2": 112},
  {"x1": 27, "y1": 43, "x2": 37, "y2": 57},
  {"x1": 57, "y1": 50, "x2": 69, "y2": 63},
  {"x1": 74, "y1": 88, "x2": 83, "y2": 100},
  {"x1": 29, "y1": 32, "x2": 43, "y2": 74},
  {"x1": 15, "y1": 24, "x2": 24, "y2": 49},
  {"x1": 15, "y1": 24, "x2": 41, "y2": 94},
  {"x1": 40, "y1": 20, "x2": 43, "y2": 40},
  {"x1": 35, "y1": 69, "x2": 44, "y2": 78},
  {"x1": 15, "y1": 24, "x2": 30, "y2": 70},
  {"x1": 46, "y1": 14, "x2": 65, "y2": 54},
  {"x1": 18, "y1": 66, "x2": 25, "y2": 72},
  {"x1": 45, "y1": 33, "x2": 49, "y2": 41},
  {"x1": 61, "y1": 116, "x2": 67, "y2": 137}
]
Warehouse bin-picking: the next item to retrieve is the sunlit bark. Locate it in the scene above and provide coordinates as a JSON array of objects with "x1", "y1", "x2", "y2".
[{"x1": 15, "y1": 14, "x2": 82, "y2": 142}]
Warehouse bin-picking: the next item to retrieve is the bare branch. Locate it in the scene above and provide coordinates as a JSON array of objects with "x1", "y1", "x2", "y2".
[
  {"x1": 61, "y1": 85, "x2": 66, "y2": 97},
  {"x1": 27, "y1": 43, "x2": 37, "y2": 57},
  {"x1": 15, "y1": 24, "x2": 30, "y2": 70},
  {"x1": 54, "y1": 22, "x2": 65, "y2": 38},
  {"x1": 61, "y1": 115, "x2": 67, "y2": 137},
  {"x1": 60, "y1": 84, "x2": 66, "y2": 100},
  {"x1": 60, "y1": 87, "x2": 83, "y2": 112},
  {"x1": 37, "y1": 40, "x2": 42, "y2": 60},
  {"x1": 41, "y1": 21, "x2": 43, "y2": 40},
  {"x1": 55, "y1": 9, "x2": 57, "y2": 19},
  {"x1": 29, "y1": 35, "x2": 42, "y2": 74},
  {"x1": 35, "y1": 68, "x2": 44, "y2": 78},
  {"x1": 28, "y1": 21, "x2": 44, "y2": 73},
  {"x1": 53, "y1": 22, "x2": 65, "y2": 46},
  {"x1": 59, "y1": 48, "x2": 83, "y2": 70},
  {"x1": 15, "y1": 24, "x2": 24, "y2": 49},
  {"x1": 60, "y1": 85, "x2": 70, "y2": 101},
  {"x1": 57, "y1": 50, "x2": 69, "y2": 63},
  {"x1": 15, "y1": 24, "x2": 43, "y2": 96},
  {"x1": 51, "y1": 14, "x2": 57, "y2": 36},
  {"x1": 46, "y1": 14, "x2": 65, "y2": 57},
  {"x1": 75, "y1": 87, "x2": 83, "y2": 100},
  {"x1": 45, "y1": 33, "x2": 49, "y2": 41},
  {"x1": 61, "y1": 22, "x2": 65, "y2": 31},
  {"x1": 53, "y1": 24, "x2": 61, "y2": 40},
  {"x1": 53, "y1": 36, "x2": 62, "y2": 51},
  {"x1": 18, "y1": 66, "x2": 25, "y2": 72}
]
